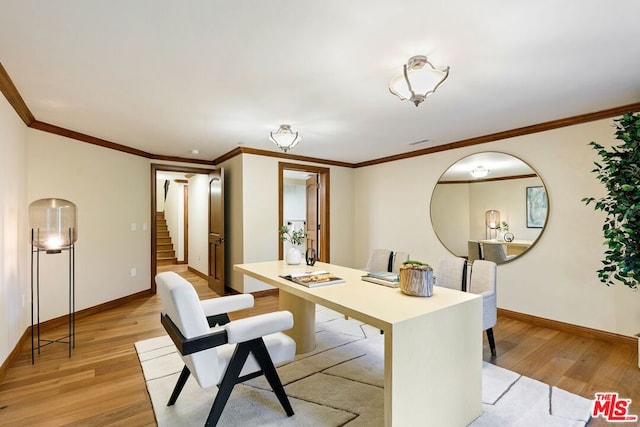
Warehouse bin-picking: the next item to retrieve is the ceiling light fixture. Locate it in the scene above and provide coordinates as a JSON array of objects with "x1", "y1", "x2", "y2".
[
  {"x1": 270, "y1": 124, "x2": 301, "y2": 153},
  {"x1": 470, "y1": 166, "x2": 490, "y2": 178},
  {"x1": 389, "y1": 55, "x2": 450, "y2": 107}
]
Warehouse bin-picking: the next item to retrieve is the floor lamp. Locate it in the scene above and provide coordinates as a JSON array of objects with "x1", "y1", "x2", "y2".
[{"x1": 29, "y1": 198, "x2": 77, "y2": 364}]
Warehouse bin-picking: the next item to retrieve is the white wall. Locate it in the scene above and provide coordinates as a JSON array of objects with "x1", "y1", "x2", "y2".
[
  {"x1": 354, "y1": 118, "x2": 640, "y2": 337},
  {"x1": 27, "y1": 130, "x2": 151, "y2": 319},
  {"x1": 187, "y1": 174, "x2": 209, "y2": 275},
  {"x1": 224, "y1": 154, "x2": 355, "y2": 293},
  {"x1": 0, "y1": 95, "x2": 28, "y2": 365},
  {"x1": 220, "y1": 155, "x2": 244, "y2": 293}
]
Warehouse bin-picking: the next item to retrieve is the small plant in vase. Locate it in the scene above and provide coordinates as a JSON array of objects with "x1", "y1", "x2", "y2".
[{"x1": 279, "y1": 225, "x2": 306, "y2": 265}]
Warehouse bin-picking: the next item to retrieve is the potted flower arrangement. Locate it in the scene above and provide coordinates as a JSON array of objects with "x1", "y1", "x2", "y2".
[{"x1": 279, "y1": 225, "x2": 306, "y2": 265}]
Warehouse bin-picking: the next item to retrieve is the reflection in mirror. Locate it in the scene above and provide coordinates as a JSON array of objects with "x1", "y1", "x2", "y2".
[{"x1": 431, "y1": 152, "x2": 548, "y2": 264}]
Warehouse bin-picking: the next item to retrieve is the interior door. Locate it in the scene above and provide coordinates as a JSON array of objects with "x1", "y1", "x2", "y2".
[
  {"x1": 208, "y1": 168, "x2": 225, "y2": 295},
  {"x1": 305, "y1": 175, "x2": 319, "y2": 256}
]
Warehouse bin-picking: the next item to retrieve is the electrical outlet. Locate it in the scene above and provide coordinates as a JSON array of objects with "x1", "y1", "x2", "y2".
[
  {"x1": 131, "y1": 267, "x2": 137, "y2": 277},
  {"x1": 142, "y1": 222, "x2": 148, "y2": 231}
]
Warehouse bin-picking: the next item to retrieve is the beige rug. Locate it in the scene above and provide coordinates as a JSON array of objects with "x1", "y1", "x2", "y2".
[{"x1": 135, "y1": 306, "x2": 593, "y2": 426}]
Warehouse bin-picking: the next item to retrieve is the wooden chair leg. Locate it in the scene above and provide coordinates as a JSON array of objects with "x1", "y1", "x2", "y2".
[
  {"x1": 206, "y1": 343, "x2": 252, "y2": 427},
  {"x1": 486, "y1": 328, "x2": 497, "y2": 356},
  {"x1": 167, "y1": 365, "x2": 191, "y2": 406},
  {"x1": 252, "y1": 339, "x2": 294, "y2": 416}
]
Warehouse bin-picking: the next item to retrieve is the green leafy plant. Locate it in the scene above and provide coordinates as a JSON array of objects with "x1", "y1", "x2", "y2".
[
  {"x1": 497, "y1": 221, "x2": 509, "y2": 232},
  {"x1": 402, "y1": 260, "x2": 430, "y2": 267},
  {"x1": 582, "y1": 112, "x2": 640, "y2": 289},
  {"x1": 279, "y1": 225, "x2": 306, "y2": 246}
]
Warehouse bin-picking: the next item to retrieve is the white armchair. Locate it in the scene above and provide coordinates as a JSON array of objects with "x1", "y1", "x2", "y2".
[
  {"x1": 156, "y1": 271, "x2": 296, "y2": 426},
  {"x1": 435, "y1": 256, "x2": 467, "y2": 291},
  {"x1": 468, "y1": 260, "x2": 497, "y2": 356}
]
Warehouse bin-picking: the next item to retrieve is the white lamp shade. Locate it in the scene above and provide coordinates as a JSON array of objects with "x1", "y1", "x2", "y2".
[
  {"x1": 270, "y1": 124, "x2": 301, "y2": 152},
  {"x1": 29, "y1": 198, "x2": 77, "y2": 250},
  {"x1": 389, "y1": 56, "x2": 450, "y2": 106},
  {"x1": 485, "y1": 210, "x2": 500, "y2": 229}
]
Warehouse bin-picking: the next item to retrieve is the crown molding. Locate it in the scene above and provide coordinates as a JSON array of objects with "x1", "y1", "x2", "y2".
[
  {"x1": 0, "y1": 62, "x2": 34, "y2": 126},
  {"x1": 2, "y1": 61, "x2": 638, "y2": 169},
  {"x1": 354, "y1": 102, "x2": 640, "y2": 168}
]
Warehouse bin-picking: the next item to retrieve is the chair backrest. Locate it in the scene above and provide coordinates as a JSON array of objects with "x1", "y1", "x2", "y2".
[
  {"x1": 481, "y1": 242, "x2": 509, "y2": 264},
  {"x1": 435, "y1": 256, "x2": 467, "y2": 291},
  {"x1": 365, "y1": 249, "x2": 394, "y2": 272},
  {"x1": 391, "y1": 251, "x2": 410, "y2": 273},
  {"x1": 156, "y1": 271, "x2": 223, "y2": 388},
  {"x1": 468, "y1": 260, "x2": 497, "y2": 330},
  {"x1": 468, "y1": 240, "x2": 482, "y2": 262}
]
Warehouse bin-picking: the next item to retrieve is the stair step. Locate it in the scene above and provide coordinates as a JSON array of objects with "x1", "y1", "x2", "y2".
[
  {"x1": 157, "y1": 250, "x2": 175, "y2": 258},
  {"x1": 157, "y1": 231, "x2": 170, "y2": 238},
  {"x1": 157, "y1": 257, "x2": 177, "y2": 266},
  {"x1": 157, "y1": 237, "x2": 172, "y2": 244},
  {"x1": 157, "y1": 243, "x2": 173, "y2": 251}
]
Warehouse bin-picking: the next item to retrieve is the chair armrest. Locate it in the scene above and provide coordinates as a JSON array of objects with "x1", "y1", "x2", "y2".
[
  {"x1": 161, "y1": 313, "x2": 228, "y2": 356},
  {"x1": 200, "y1": 294, "x2": 254, "y2": 317},
  {"x1": 225, "y1": 311, "x2": 293, "y2": 344}
]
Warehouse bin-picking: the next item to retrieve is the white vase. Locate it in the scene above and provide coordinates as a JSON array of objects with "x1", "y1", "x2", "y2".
[{"x1": 285, "y1": 247, "x2": 302, "y2": 265}]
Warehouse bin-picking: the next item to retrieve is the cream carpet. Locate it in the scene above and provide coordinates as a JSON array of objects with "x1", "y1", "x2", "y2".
[{"x1": 135, "y1": 306, "x2": 593, "y2": 426}]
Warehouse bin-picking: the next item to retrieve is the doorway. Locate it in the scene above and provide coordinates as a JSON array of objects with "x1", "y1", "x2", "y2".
[
  {"x1": 150, "y1": 164, "x2": 216, "y2": 293},
  {"x1": 278, "y1": 162, "x2": 330, "y2": 262}
]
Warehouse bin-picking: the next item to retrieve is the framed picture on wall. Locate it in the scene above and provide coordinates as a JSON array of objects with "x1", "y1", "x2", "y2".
[{"x1": 526, "y1": 186, "x2": 547, "y2": 228}]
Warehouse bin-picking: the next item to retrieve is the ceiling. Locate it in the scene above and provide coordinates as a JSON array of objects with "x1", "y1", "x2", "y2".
[{"x1": 1, "y1": 1, "x2": 639, "y2": 164}]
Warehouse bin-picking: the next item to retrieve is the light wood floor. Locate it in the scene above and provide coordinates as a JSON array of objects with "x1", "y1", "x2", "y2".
[{"x1": 0, "y1": 265, "x2": 637, "y2": 426}]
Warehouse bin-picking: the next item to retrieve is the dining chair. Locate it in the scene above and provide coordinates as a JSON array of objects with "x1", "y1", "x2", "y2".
[
  {"x1": 468, "y1": 260, "x2": 497, "y2": 356},
  {"x1": 156, "y1": 271, "x2": 296, "y2": 426},
  {"x1": 481, "y1": 241, "x2": 515, "y2": 264},
  {"x1": 435, "y1": 256, "x2": 467, "y2": 291},
  {"x1": 365, "y1": 248, "x2": 394, "y2": 272},
  {"x1": 391, "y1": 251, "x2": 410, "y2": 273},
  {"x1": 467, "y1": 240, "x2": 482, "y2": 262}
]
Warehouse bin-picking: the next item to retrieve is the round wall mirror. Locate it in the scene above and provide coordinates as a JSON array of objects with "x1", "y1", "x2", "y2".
[{"x1": 430, "y1": 152, "x2": 549, "y2": 264}]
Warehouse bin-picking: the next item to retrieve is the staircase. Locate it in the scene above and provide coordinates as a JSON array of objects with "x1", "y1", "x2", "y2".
[{"x1": 156, "y1": 211, "x2": 177, "y2": 266}]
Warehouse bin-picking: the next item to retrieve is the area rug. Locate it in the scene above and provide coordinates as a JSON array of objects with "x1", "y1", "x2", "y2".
[{"x1": 135, "y1": 306, "x2": 593, "y2": 426}]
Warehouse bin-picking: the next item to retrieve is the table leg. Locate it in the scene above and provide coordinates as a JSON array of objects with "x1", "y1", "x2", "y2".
[{"x1": 279, "y1": 291, "x2": 316, "y2": 354}]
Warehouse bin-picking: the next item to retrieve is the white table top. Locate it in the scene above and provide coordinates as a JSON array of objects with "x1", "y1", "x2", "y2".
[{"x1": 234, "y1": 260, "x2": 479, "y2": 331}]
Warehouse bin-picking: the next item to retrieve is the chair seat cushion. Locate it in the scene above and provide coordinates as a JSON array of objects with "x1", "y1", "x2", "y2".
[{"x1": 213, "y1": 332, "x2": 296, "y2": 386}]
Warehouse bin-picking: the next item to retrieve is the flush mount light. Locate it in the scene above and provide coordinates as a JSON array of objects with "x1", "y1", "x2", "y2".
[
  {"x1": 470, "y1": 166, "x2": 490, "y2": 179},
  {"x1": 191, "y1": 149, "x2": 200, "y2": 155},
  {"x1": 269, "y1": 124, "x2": 301, "y2": 153},
  {"x1": 389, "y1": 55, "x2": 450, "y2": 107}
]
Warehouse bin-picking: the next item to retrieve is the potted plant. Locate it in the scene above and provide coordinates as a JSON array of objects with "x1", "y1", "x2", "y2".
[
  {"x1": 279, "y1": 225, "x2": 306, "y2": 265},
  {"x1": 582, "y1": 112, "x2": 640, "y2": 290},
  {"x1": 583, "y1": 112, "x2": 640, "y2": 367}
]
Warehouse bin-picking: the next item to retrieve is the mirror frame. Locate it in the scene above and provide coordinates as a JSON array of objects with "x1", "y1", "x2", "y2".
[{"x1": 430, "y1": 151, "x2": 549, "y2": 264}]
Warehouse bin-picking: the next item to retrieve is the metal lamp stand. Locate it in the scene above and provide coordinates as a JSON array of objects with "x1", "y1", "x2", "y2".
[{"x1": 31, "y1": 228, "x2": 76, "y2": 364}]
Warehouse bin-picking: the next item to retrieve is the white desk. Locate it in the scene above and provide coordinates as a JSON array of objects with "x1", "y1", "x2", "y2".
[{"x1": 234, "y1": 261, "x2": 482, "y2": 427}]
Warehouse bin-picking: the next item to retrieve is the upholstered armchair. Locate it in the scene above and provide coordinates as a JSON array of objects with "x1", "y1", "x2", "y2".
[
  {"x1": 481, "y1": 241, "x2": 515, "y2": 264},
  {"x1": 156, "y1": 271, "x2": 296, "y2": 426},
  {"x1": 435, "y1": 256, "x2": 468, "y2": 291},
  {"x1": 468, "y1": 260, "x2": 497, "y2": 356}
]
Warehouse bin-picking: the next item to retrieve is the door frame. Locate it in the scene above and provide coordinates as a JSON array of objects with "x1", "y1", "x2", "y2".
[
  {"x1": 278, "y1": 162, "x2": 330, "y2": 262},
  {"x1": 150, "y1": 163, "x2": 216, "y2": 293}
]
